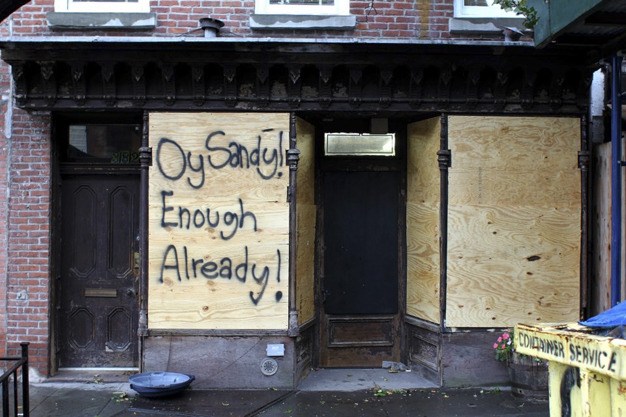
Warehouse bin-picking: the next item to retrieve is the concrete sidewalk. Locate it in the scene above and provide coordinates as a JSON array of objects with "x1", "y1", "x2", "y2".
[{"x1": 25, "y1": 369, "x2": 549, "y2": 417}]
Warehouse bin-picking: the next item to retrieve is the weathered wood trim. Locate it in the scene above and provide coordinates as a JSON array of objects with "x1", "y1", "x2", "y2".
[
  {"x1": 437, "y1": 114, "x2": 450, "y2": 332},
  {"x1": 404, "y1": 315, "x2": 440, "y2": 333},
  {"x1": 579, "y1": 114, "x2": 590, "y2": 318},
  {"x1": 298, "y1": 317, "x2": 316, "y2": 332},
  {"x1": 146, "y1": 329, "x2": 291, "y2": 337},
  {"x1": 138, "y1": 111, "x2": 150, "y2": 372},
  {"x1": 1, "y1": 42, "x2": 592, "y2": 113},
  {"x1": 288, "y1": 112, "x2": 300, "y2": 337}
]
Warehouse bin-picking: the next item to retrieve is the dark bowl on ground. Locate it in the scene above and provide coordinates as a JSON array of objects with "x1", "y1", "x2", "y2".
[{"x1": 129, "y1": 372, "x2": 195, "y2": 398}]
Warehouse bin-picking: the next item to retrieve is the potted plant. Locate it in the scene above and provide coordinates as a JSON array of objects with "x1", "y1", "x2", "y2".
[{"x1": 493, "y1": 331, "x2": 549, "y2": 398}]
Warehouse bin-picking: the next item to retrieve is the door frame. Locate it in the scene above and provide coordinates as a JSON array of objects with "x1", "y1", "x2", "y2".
[
  {"x1": 313, "y1": 119, "x2": 408, "y2": 368},
  {"x1": 50, "y1": 113, "x2": 143, "y2": 373}
]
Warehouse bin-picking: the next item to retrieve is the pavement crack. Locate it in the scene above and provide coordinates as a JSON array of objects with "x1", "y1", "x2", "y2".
[{"x1": 244, "y1": 390, "x2": 297, "y2": 417}]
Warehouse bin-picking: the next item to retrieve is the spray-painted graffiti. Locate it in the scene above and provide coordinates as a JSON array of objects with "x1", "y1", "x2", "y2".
[
  {"x1": 160, "y1": 192, "x2": 257, "y2": 240},
  {"x1": 155, "y1": 128, "x2": 285, "y2": 188},
  {"x1": 159, "y1": 245, "x2": 282, "y2": 305},
  {"x1": 152, "y1": 124, "x2": 286, "y2": 308}
]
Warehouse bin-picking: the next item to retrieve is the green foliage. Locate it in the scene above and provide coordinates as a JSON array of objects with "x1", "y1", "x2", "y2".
[{"x1": 492, "y1": 0, "x2": 539, "y2": 29}]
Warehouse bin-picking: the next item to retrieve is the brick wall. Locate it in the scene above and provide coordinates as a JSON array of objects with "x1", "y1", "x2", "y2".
[
  {"x1": 0, "y1": 55, "x2": 8, "y2": 359},
  {"x1": 2, "y1": 0, "x2": 499, "y2": 40},
  {"x1": 4, "y1": 109, "x2": 51, "y2": 376}
]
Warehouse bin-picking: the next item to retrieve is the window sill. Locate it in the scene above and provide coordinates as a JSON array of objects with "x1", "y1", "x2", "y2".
[
  {"x1": 47, "y1": 12, "x2": 157, "y2": 30},
  {"x1": 250, "y1": 14, "x2": 356, "y2": 30},
  {"x1": 449, "y1": 17, "x2": 524, "y2": 35}
]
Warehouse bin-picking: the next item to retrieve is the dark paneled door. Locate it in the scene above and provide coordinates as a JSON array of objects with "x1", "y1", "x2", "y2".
[
  {"x1": 320, "y1": 170, "x2": 400, "y2": 367},
  {"x1": 59, "y1": 174, "x2": 139, "y2": 368}
]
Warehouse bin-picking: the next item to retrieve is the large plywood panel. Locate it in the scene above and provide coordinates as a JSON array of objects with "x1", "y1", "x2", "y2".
[
  {"x1": 446, "y1": 116, "x2": 581, "y2": 328},
  {"x1": 406, "y1": 118, "x2": 440, "y2": 324},
  {"x1": 296, "y1": 118, "x2": 316, "y2": 325},
  {"x1": 148, "y1": 113, "x2": 290, "y2": 330}
]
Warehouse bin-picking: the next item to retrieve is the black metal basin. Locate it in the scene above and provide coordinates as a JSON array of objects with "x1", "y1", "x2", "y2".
[{"x1": 129, "y1": 372, "x2": 195, "y2": 398}]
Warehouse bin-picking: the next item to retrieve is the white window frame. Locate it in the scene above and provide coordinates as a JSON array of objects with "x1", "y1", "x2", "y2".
[
  {"x1": 453, "y1": 0, "x2": 519, "y2": 18},
  {"x1": 54, "y1": 0, "x2": 150, "y2": 13},
  {"x1": 254, "y1": 0, "x2": 350, "y2": 16}
]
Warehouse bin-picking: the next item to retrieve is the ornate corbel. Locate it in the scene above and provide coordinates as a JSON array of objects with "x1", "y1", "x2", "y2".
[
  {"x1": 379, "y1": 68, "x2": 393, "y2": 108},
  {"x1": 223, "y1": 63, "x2": 237, "y2": 107},
  {"x1": 494, "y1": 69, "x2": 509, "y2": 110},
  {"x1": 287, "y1": 65, "x2": 302, "y2": 108},
  {"x1": 410, "y1": 66, "x2": 424, "y2": 108},
  {"x1": 11, "y1": 62, "x2": 26, "y2": 105},
  {"x1": 131, "y1": 63, "x2": 146, "y2": 104},
  {"x1": 191, "y1": 64, "x2": 205, "y2": 106},
  {"x1": 71, "y1": 62, "x2": 86, "y2": 105},
  {"x1": 100, "y1": 62, "x2": 116, "y2": 106},
  {"x1": 318, "y1": 65, "x2": 333, "y2": 109},
  {"x1": 39, "y1": 61, "x2": 57, "y2": 106},
  {"x1": 349, "y1": 66, "x2": 363, "y2": 108},
  {"x1": 256, "y1": 64, "x2": 270, "y2": 107},
  {"x1": 160, "y1": 63, "x2": 175, "y2": 106}
]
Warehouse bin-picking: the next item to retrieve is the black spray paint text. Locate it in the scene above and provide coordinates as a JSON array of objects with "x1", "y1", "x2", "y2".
[
  {"x1": 156, "y1": 129, "x2": 285, "y2": 188},
  {"x1": 160, "y1": 191, "x2": 257, "y2": 240},
  {"x1": 159, "y1": 244, "x2": 282, "y2": 305}
]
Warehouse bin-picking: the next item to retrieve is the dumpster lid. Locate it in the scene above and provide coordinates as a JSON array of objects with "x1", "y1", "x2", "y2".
[{"x1": 580, "y1": 302, "x2": 626, "y2": 329}]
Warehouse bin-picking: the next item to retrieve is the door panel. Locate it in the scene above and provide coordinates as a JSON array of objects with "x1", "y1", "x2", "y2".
[
  {"x1": 59, "y1": 175, "x2": 139, "y2": 368},
  {"x1": 320, "y1": 170, "x2": 400, "y2": 367}
]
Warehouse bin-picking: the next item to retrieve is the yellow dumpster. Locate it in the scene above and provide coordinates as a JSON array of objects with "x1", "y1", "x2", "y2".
[{"x1": 515, "y1": 323, "x2": 626, "y2": 417}]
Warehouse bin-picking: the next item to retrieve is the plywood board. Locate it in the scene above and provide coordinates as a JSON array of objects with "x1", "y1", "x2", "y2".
[
  {"x1": 446, "y1": 116, "x2": 581, "y2": 328},
  {"x1": 148, "y1": 112, "x2": 290, "y2": 330},
  {"x1": 406, "y1": 117, "x2": 440, "y2": 324},
  {"x1": 590, "y1": 142, "x2": 611, "y2": 315},
  {"x1": 296, "y1": 117, "x2": 316, "y2": 325}
]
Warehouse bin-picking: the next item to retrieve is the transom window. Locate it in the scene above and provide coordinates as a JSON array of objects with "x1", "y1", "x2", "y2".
[
  {"x1": 54, "y1": 0, "x2": 151, "y2": 13},
  {"x1": 64, "y1": 124, "x2": 141, "y2": 164},
  {"x1": 454, "y1": 0, "x2": 519, "y2": 18},
  {"x1": 255, "y1": 0, "x2": 350, "y2": 15}
]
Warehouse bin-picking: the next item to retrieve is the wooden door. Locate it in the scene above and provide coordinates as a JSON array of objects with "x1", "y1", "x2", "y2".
[
  {"x1": 58, "y1": 174, "x2": 139, "y2": 368},
  {"x1": 320, "y1": 170, "x2": 400, "y2": 367}
]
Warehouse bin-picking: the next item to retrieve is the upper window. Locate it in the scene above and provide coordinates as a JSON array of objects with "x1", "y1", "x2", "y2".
[
  {"x1": 54, "y1": 0, "x2": 150, "y2": 13},
  {"x1": 454, "y1": 0, "x2": 519, "y2": 18},
  {"x1": 254, "y1": 0, "x2": 350, "y2": 16},
  {"x1": 64, "y1": 124, "x2": 141, "y2": 164}
]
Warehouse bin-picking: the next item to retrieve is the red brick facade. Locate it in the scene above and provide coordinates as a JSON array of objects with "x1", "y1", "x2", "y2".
[
  {"x1": 5, "y1": 0, "x2": 483, "y2": 39},
  {"x1": 0, "y1": 59, "x2": 8, "y2": 359},
  {"x1": 4, "y1": 110, "x2": 51, "y2": 371}
]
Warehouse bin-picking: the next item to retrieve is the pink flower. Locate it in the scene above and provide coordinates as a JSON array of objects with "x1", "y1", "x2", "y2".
[
  {"x1": 502, "y1": 333, "x2": 510, "y2": 340},
  {"x1": 493, "y1": 343, "x2": 498, "y2": 349},
  {"x1": 497, "y1": 337, "x2": 502, "y2": 343}
]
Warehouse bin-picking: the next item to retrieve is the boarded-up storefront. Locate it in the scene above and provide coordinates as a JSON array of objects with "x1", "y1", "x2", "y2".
[
  {"x1": 145, "y1": 112, "x2": 582, "y2": 387},
  {"x1": 0, "y1": 38, "x2": 592, "y2": 388}
]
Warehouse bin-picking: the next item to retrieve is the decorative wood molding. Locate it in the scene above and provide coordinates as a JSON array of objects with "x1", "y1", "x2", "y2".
[{"x1": 2, "y1": 42, "x2": 591, "y2": 113}]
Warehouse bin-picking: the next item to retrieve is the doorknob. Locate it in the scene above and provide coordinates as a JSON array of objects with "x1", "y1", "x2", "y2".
[{"x1": 126, "y1": 288, "x2": 136, "y2": 298}]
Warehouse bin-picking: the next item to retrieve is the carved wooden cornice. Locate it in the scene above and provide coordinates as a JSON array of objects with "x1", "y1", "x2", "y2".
[{"x1": 1, "y1": 40, "x2": 592, "y2": 113}]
